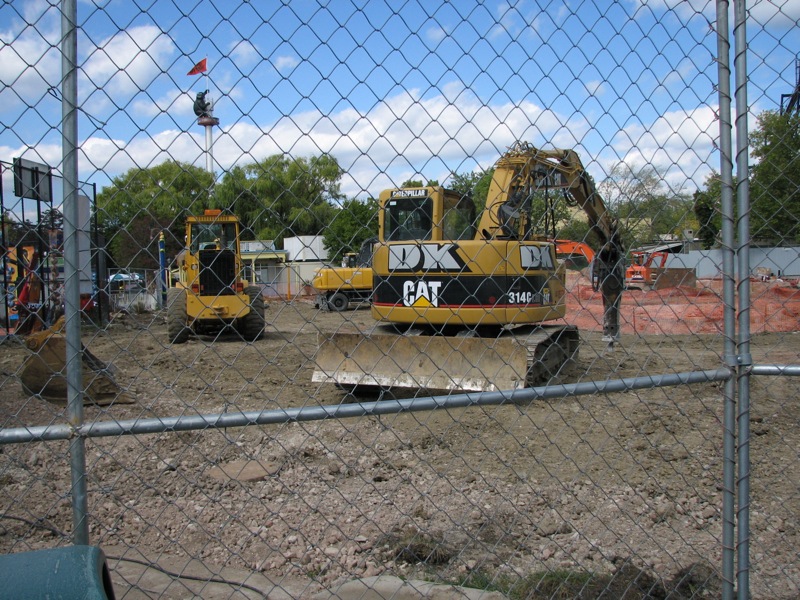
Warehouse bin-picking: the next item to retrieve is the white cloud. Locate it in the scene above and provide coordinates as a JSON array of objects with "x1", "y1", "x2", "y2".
[
  {"x1": 0, "y1": 4, "x2": 61, "y2": 107},
  {"x1": 630, "y1": 1, "x2": 707, "y2": 10},
  {"x1": 82, "y1": 25, "x2": 175, "y2": 97},
  {"x1": 659, "y1": 58, "x2": 699, "y2": 93},
  {"x1": 10, "y1": 81, "x2": 723, "y2": 202},
  {"x1": 81, "y1": 128, "x2": 207, "y2": 175},
  {"x1": 629, "y1": 0, "x2": 799, "y2": 27},
  {"x1": 586, "y1": 80, "x2": 606, "y2": 96},
  {"x1": 60, "y1": 85, "x2": 589, "y2": 198},
  {"x1": 425, "y1": 26, "x2": 447, "y2": 44},
  {"x1": 230, "y1": 40, "x2": 259, "y2": 66},
  {"x1": 209, "y1": 88, "x2": 585, "y2": 194},
  {"x1": 1, "y1": 8, "x2": 179, "y2": 137},
  {"x1": 490, "y1": 1, "x2": 525, "y2": 40},
  {"x1": 273, "y1": 55, "x2": 299, "y2": 71},
  {"x1": 610, "y1": 104, "x2": 719, "y2": 191},
  {"x1": 132, "y1": 88, "x2": 194, "y2": 118},
  {"x1": 747, "y1": 0, "x2": 800, "y2": 27}
]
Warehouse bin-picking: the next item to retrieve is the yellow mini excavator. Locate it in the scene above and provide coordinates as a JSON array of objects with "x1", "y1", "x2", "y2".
[{"x1": 313, "y1": 143, "x2": 625, "y2": 393}]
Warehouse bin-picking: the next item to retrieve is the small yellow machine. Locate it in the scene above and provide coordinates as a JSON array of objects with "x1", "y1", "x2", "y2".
[
  {"x1": 167, "y1": 209, "x2": 265, "y2": 343},
  {"x1": 312, "y1": 238, "x2": 376, "y2": 311}
]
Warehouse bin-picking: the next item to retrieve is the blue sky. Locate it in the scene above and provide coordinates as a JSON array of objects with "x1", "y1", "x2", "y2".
[{"x1": 1, "y1": 0, "x2": 798, "y2": 209}]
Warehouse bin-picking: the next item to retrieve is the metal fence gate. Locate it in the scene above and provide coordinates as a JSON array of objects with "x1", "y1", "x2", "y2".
[{"x1": 1, "y1": 1, "x2": 799, "y2": 598}]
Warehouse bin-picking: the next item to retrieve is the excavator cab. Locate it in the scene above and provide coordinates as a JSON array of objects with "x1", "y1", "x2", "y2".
[
  {"x1": 383, "y1": 188, "x2": 476, "y2": 242},
  {"x1": 385, "y1": 193, "x2": 433, "y2": 241}
]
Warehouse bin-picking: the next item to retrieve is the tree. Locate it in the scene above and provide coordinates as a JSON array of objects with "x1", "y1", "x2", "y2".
[
  {"x1": 1, "y1": 211, "x2": 29, "y2": 249},
  {"x1": 213, "y1": 153, "x2": 343, "y2": 246},
  {"x1": 599, "y1": 162, "x2": 695, "y2": 249},
  {"x1": 399, "y1": 178, "x2": 438, "y2": 188},
  {"x1": 1, "y1": 209, "x2": 60, "y2": 255},
  {"x1": 750, "y1": 110, "x2": 800, "y2": 244},
  {"x1": 41, "y1": 208, "x2": 64, "y2": 231},
  {"x1": 692, "y1": 172, "x2": 732, "y2": 249},
  {"x1": 555, "y1": 218, "x2": 593, "y2": 247},
  {"x1": 96, "y1": 161, "x2": 213, "y2": 269},
  {"x1": 322, "y1": 198, "x2": 379, "y2": 264},
  {"x1": 449, "y1": 168, "x2": 494, "y2": 211}
]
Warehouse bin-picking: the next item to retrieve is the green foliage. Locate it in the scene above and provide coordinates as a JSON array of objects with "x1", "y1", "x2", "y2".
[
  {"x1": 1, "y1": 211, "x2": 31, "y2": 246},
  {"x1": 556, "y1": 218, "x2": 594, "y2": 248},
  {"x1": 322, "y1": 197, "x2": 379, "y2": 264},
  {"x1": 530, "y1": 189, "x2": 577, "y2": 239},
  {"x1": 450, "y1": 168, "x2": 494, "y2": 211},
  {"x1": 96, "y1": 161, "x2": 213, "y2": 269},
  {"x1": 400, "y1": 178, "x2": 438, "y2": 188},
  {"x1": 97, "y1": 161, "x2": 213, "y2": 228},
  {"x1": 213, "y1": 153, "x2": 343, "y2": 245},
  {"x1": 451, "y1": 167, "x2": 588, "y2": 241},
  {"x1": 692, "y1": 171, "x2": 730, "y2": 249},
  {"x1": 750, "y1": 110, "x2": 800, "y2": 244},
  {"x1": 41, "y1": 208, "x2": 63, "y2": 230},
  {"x1": 472, "y1": 169, "x2": 494, "y2": 210}
]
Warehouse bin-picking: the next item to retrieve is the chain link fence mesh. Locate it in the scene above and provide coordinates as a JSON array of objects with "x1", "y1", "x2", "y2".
[{"x1": 1, "y1": 1, "x2": 799, "y2": 598}]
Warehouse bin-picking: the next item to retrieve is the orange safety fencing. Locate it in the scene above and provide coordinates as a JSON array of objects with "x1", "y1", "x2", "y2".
[{"x1": 565, "y1": 272, "x2": 800, "y2": 336}]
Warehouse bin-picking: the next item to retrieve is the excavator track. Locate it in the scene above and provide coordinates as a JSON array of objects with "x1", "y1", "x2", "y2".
[{"x1": 312, "y1": 324, "x2": 579, "y2": 393}]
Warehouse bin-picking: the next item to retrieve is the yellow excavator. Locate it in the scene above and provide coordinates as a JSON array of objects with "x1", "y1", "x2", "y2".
[{"x1": 313, "y1": 143, "x2": 624, "y2": 392}]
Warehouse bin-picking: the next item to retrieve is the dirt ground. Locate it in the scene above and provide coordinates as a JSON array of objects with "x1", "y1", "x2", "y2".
[{"x1": 0, "y1": 277, "x2": 798, "y2": 598}]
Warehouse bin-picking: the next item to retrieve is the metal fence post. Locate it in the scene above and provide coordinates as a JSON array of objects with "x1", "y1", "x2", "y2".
[{"x1": 61, "y1": 0, "x2": 89, "y2": 546}]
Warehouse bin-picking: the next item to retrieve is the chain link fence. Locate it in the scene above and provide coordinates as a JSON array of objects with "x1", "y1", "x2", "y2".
[{"x1": 1, "y1": 1, "x2": 799, "y2": 598}]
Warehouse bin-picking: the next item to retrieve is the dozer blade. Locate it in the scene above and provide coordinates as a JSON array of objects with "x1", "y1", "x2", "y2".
[{"x1": 312, "y1": 325, "x2": 579, "y2": 393}]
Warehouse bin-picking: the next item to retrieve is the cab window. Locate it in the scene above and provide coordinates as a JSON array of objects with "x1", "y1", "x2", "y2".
[
  {"x1": 385, "y1": 197, "x2": 433, "y2": 241},
  {"x1": 190, "y1": 223, "x2": 237, "y2": 252},
  {"x1": 441, "y1": 196, "x2": 476, "y2": 240}
]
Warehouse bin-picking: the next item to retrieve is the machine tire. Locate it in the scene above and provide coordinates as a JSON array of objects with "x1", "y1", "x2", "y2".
[
  {"x1": 328, "y1": 292, "x2": 349, "y2": 312},
  {"x1": 167, "y1": 288, "x2": 190, "y2": 344},
  {"x1": 240, "y1": 286, "x2": 266, "y2": 341}
]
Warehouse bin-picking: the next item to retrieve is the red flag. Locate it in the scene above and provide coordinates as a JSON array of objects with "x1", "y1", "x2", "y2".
[{"x1": 187, "y1": 58, "x2": 207, "y2": 76}]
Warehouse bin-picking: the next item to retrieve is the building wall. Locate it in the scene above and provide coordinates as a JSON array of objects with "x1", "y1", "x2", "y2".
[
  {"x1": 283, "y1": 236, "x2": 327, "y2": 262},
  {"x1": 664, "y1": 247, "x2": 800, "y2": 279}
]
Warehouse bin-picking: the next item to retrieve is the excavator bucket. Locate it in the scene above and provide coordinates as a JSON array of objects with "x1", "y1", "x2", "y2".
[
  {"x1": 19, "y1": 318, "x2": 130, "y2": 406},
  {"x1": 312, "y1": 325, "x2": 578, "y2": 393}
]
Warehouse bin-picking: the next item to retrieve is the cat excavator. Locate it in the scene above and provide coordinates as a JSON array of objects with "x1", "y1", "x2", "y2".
[{"x1": 313, "y1": 143, "x2": 624, "y2": 392}]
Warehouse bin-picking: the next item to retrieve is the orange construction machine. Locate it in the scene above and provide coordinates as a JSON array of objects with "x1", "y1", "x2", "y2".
[{"x1": 625, "y1": 250, "x2": 668, "y2": 289}]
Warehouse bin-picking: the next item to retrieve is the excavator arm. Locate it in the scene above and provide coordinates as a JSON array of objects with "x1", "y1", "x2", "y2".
[
  {"x1": 480, "y1": 143, "x2": 625, "y2": 342},
  {"x1": 553, "y1": 149, "x2": 624, "y2": 342}
]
